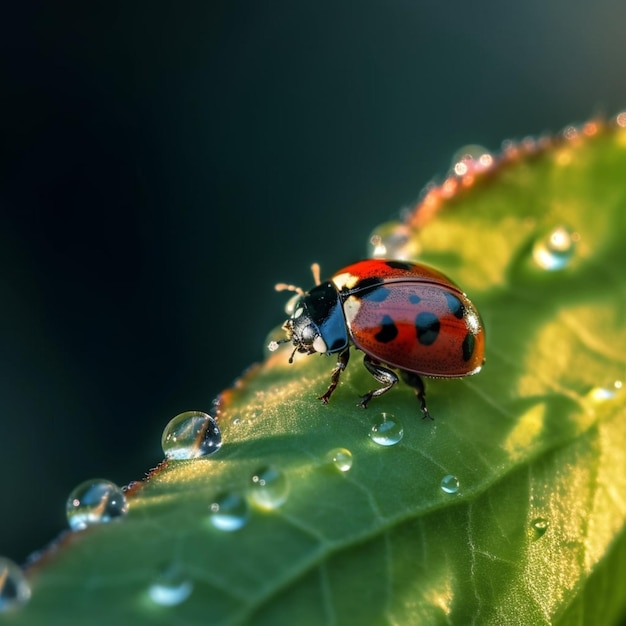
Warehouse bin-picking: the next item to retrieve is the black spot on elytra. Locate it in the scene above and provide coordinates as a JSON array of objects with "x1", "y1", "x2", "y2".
[
  {"x1": 408, "y1": 293, "x2": 421, "y2": 304},
  {"x1": 385, "y1": 260, "x2": 413, "y2": 271},
  {"x1": 445, "y1": 292, "x2": 465, "y2": 319},
  {"x1": 462, "y1": 332, "x2": 475, "y2": 361},
  {"x1": 375, "y1": 315, "x2": 398, "y2": 343},
  {"x1": 363, "y1": 286, "x2": 391, "y2": 302},
  {"x1": 415, "y1": 312, "x2": 440, "y2": 345},
  {"x1": 351, "y1": 276, "x2": 384, "y2": 297}
]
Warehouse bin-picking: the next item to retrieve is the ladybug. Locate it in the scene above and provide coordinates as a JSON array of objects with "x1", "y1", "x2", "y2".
[{"x1": 268, "y1": 259, "x2": 485, "y2": 419}]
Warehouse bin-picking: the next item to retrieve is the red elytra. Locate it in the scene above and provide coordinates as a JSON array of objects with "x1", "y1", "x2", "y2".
[{"x1": 271, "y1": 259, "x2": 485, "y2": 419}]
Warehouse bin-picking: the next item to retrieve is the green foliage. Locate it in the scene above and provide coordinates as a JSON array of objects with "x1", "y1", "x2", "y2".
[{"x1": 9, "y1": 128, "x2": 626, "y2": 625}]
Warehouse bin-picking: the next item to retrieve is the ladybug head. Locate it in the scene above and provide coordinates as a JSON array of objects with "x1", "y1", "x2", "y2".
[
  {"x1": 269, "y1": 283, "x2": 349, "y2": 362},
  {"x1": 282, "y1": 300, "x2": 329, "y2": 359}
]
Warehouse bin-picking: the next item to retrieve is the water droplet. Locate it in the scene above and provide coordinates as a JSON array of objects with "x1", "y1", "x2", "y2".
[
  {"x1": 369, "y1": 413, "x2": 404, "y2": 447},
  {"x1": 450, "y1": 145, "x2": 494, "y2": 177},
  {"x1": 249, "y1": 466, "x2": 289, "y2": 510},
  {"x1": 530, "y1": 517, "x2": 550, "y2": 539},
  {"x1": 66, "y1": 479, "x2": 128, "y2": 531},
  {"x1": 368, "y1": 221, "x2": 420, "y2": 260},
  {"x1": 440, "y1": 475, "x2": 460, "y2": 494},
  {"x1": 161, "y1": 411, "x2": 222, "y2": 460},
  {"x1": 616, "y1": 111, "x2": 626, "y2": 128},
  {"x1": 147, "y1": 564, "x2": 193, "y2": 607},
  {"x1": 208, "y1": 492, "x2": 249, "y2": 531},
  {"x1": 0, "y1": 557, "x2": 31, "y2": 612},
  {"x1": 587, "y1": 380, "x2": 623, "y2": 402},
  {"x1": 325, "y1": 448, "x2": 353, "y2": 472},
  {"x1": 532, "y1": 225, "x2": 579, "y2": 271}
]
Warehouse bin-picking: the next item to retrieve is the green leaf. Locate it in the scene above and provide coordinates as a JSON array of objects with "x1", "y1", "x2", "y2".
[{"x1": 9, "y1": 124, "x2": 626, "y2": 625}]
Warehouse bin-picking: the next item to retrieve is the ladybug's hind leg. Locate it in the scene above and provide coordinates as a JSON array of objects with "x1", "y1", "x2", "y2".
[
  {"x1": 400, "y1": 370, "x2": 433, "y2": 420},
  {"x1": 358, "y1": 355, "x2": 399, "y2": 408}
]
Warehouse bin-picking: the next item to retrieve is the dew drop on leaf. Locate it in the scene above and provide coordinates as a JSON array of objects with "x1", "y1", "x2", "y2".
[
  {"x1": 368, "y1": 221, "x2": 420, "y2": 260},
  {"x1": 440, "y1": 475, "x2": 460, "y2": 494},
  {"x1": 369, "y1": 414, "x2": 404, "y2": 447},
  {"x1": 249, "y1": 465, "x2": 289, "y2": 510},
  {"x1": 66, "y1": 479, "x2": 128, "y2": 531},
  {"x1": 532, "y1": 225, "x2": 579, "y2": 271},
  {"x1": 325, "y1": 448, "x2": 353, "y2": 472},
  {"x1": 208, "y1": 492, "x2": 249, "y2": 532},
  {"x1": 0, "y1": 557, "x2": 31, "y2": 612},
  {"x1": 449, "y1": 145, "x2": 494, "y2": 177},
  {"x1": 161, "y1": 411, "x2": 222, "y2": 460},
  {"x1": 147, "y1": 564, "x2": 193, "y2": 607},
  {"x1": 531, "y1": 517, "x2": 550, "y2": 539},
  {"x1": 587, "y1": 380, "x2": 623, "y2": 403}
]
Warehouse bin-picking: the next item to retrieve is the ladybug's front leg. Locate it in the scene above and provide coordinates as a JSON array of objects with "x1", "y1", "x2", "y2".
[
  {"x1": 358, "y1": 355, "x2": 398, "y2": 408},
  {"x1": 319, "y1": 347, "x2": 350, "y2": 404}
]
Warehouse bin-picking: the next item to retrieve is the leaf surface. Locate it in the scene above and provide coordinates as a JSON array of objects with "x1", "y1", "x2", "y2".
[{"x1": 10, "y1": 124, "x2": 626, "y2": 626}]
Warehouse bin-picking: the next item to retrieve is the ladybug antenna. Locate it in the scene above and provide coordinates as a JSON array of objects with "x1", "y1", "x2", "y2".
[
  {"x1": 274, "y1": 262, "x2": 322, "y2": 294},
  {"x1": 274, "y1": 282, "x2": 305, "y2": 296}
]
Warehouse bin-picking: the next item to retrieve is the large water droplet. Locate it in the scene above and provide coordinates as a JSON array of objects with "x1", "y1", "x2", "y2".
[
  {"x1": 440, "y1": 475, "x2": 460, "y2": 494},
  {"x1": 450, "y1": 145, "x2": 494, "y2": 177},
  {"x1": 66, "y1": 479, "x2": 128, "y2": 531},
  {"x1": 208, "y1": 492, "x2": 249, "y2": 531},
  {"x1": 532, "y1": 225, "x2": 579, "y2": 271},
  {"x1": 369, "y1": 413, "x2": 404, "y2": 447},
  {"x1": 249, "y1": 466, "x2": 289, "y2": 510},
  {"x1": 368, "y1": 221, "x2": 420, "y2": 260},
  {"x1": 530, "y1": 517, "x2": 550, "y2": 540},
  {"x1": 325, "y1": 448, "x2": 353, "y2": 472},
  {"x1": 0, "y1": 557, "x2": 31, "y2": 612},
  {"x1": 162, "y1": 411, "x2": 222, "y2": 460},
  {"x1": 147, "y1": 564, "x2": 193, "y2": 607}
]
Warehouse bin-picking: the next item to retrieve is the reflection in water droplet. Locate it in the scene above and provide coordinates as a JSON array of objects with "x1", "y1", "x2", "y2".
[
  {"x1": 147, "y1": 564, "x2": 193, "y2": 607},
  {"x1": 325, "y1": 448, "x2": 353, "y2": 472},
  {"x1": 450, "y1": 145, "x2": 494, "y2": 177},
  {"x1": 66, "y1": 479, "x2": 128, "y2": 531},
  {"x1": 208, "y1": 492, "x2": 249, "y2": 531},
  {"x1": 531, "y1": 517, "x2": 550, "y2": 539},
  {"x1": 440, "y1": 475, "x2": 460, "y2": 494},
  {"x1": 368, "y1": 221, "x2": 420, "y2": 260},
  {"x1": 0, "y1": 557, "x2": 31, "y2": 612},
  {"x1": 249, "y1": 466, "x2": 289, "y2": 510},
  {"x1": 532, "y1": 225, "x2": 579, "y2": 271},
  {"x1": 161, "y1": 411, "x2": 222, "y2": 460},
  {"x1": 369, "y1": 414, "x2": 404, "y2": 447}
]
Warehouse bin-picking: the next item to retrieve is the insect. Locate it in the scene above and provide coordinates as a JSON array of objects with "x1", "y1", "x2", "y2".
[{"x1": 268, "y1": 259, "x2": 485, "y2": 419}]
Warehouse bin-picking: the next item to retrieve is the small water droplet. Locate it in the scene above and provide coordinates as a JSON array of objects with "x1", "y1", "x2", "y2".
[
  {"x1": 587, "y1": 380, "x2": 623, "y2": 402},
  {"x1": 147, "y1": 564, "x2": 193, "y2": 607},
  {"x1": 66, "y1": 479, "x2": 128, "y2": 531},
  {"x1": 369, "y1": 413, "x2": 404, "y2": 447},
  {"x1": 249, "y1": 466, "x2": 289, "y2": 510},
  {"x1": 325, "y1": 448, "x2": 353, "y2": 472},
  {"x1": 531, "y1": 517, "x2": 550, "y2": 539},
  {"x1": 440, "y1": 475, "x2": 460, "y2": 494},
  {"x1": 0, "y1": 557, "x2": 31, "y2": 612},
  {"x1": 208, "y1": 492, "x2": 249, "y2": 531},
  {"x1": 368, "y1": 221, "x2": 420, "y2": 260},
  {"x1": 161, "y1": 411, "x2": 222, "y2": 460},
  {"x1": 450, "y1": 145, "x2": 494, "y2": 177},
  {"x1": 532, "y1": 225, "x2": 579, "y2": 271}
]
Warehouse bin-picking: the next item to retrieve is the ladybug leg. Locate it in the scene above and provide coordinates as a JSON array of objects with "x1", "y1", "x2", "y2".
[
  {"x1": 319, "y1": 347, "x2": 350, "y2": 404},
  {"x1": 400, "y1": 370, "x2": 433, "y2": 420},
  {"x1": 358, "y1": 355, "x2": 398, "y2": 408}
]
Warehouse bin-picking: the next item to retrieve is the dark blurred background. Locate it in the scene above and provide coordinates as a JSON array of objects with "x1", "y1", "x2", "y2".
[{"x1": 2, "y1": 1, "x2": 625, "y2": 564}]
